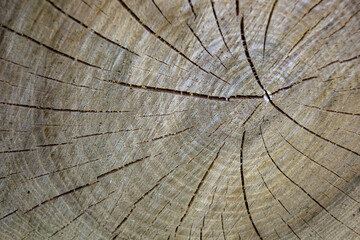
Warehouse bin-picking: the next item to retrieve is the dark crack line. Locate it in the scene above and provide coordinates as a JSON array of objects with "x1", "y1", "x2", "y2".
[
  {"x1": 45, "y1": 0, "x2": 140, "y2": 57},
  {"x1": 97, "y1": 155, "x2": 150, "y2": 179},
  {"x1": 174, "y1": 142, "x2": 226, "y2": 236},
  {"x1": 280, "y1": 217, "x2": 301, "y2": 240},
  {"x1": 0, "y1": 172, "x2": 21, "y2": 180},
  {"x1": 210, "y1": 0, "x2": 232, "y2": 55},
  {"x1": 23, "y1": 181, "x2": 99, "y2": 214},
  {"x1": 0, "y1": 24, "x2": 103, "y2": 70},
  {"x1": 186, "y1": 23, "x2": 213, "y2": 57},
  {"x1": 0, "y1": 56, "x2": 31, "y2": 69},
  {"x1": 74, "y1": 128, "x2": 146, "y2": 139},
  {"x1": 240, "y1": 17, "x2": 360, "y2": 157},
  {"x1": 240, "y1": 17, "x2": 266, "y2": 91},
  {"x1": 322, "y1": 178, "x2": 359, "y2": 204},
  {"x1": 30, "y1": 72, "x2": 104, "y2": 91},
  {"x1": 287, "y1": 12, "x2": 330, "y2": 54},
  {"x1": 0, "y1": 101, "x2": 130, "y2": 114},
  {"x1": 117, "y1": 0, "x2": 230, "y2": 85},
  {"x1": 221, "y1": 213, "x2": 227, "y2": 240},
  {"x1": 0, "y1": 148, "x2": 36, "y2": 154},
  {"x1": 151, "y1": 0, "x2": 171, "y2": 24},
  {"x1": 270, "y1": 102, "x2": 360, "y2": 156},
  {"x1": 327, "y1": 8, "x2": 360, "y2": 39},
  {"x1": 277, "y1": 131, "x2": 349, "y2": 183},
  {"x1": 271, "y1": 76, "x2": 318, "y2": 95},
  {"x1": 240, "y1": 131, "x2": 263, "y2": 240},
  {"x1": 260, "y1": 125, "x2": 360, "y2": 236},
  {"x1": 263, "y1": 0, "x2": 278, "y2": 58},
  {"x1": 200, "y1": 187, "x2": 217, "y2": 240},
  {"x1": 137, "y1": 127, "x2": 192, "y2": 144},
  {"x1": 188, "y1": 0, "x2": 197, "y2": 18},
  {"x1": 299, "y1": 103, "x2": 360, "y2": 116},
  {"x1": 257, "y1": 169, "x2": 316, "y2": 239},
  {"x1": 186, "y1": 23, "x2": 230, "y2": 70},
  {"x1": 279, "y1": 0, "x2": 325, "y2": 43},
  {"x1": 235, "y1": 0, "x2": 239, "y2": 16},
  {"x1": 98, "y1": 78, "x2": 263, "y2": 101},
  {"x1": 49, "y1": 191, "x2": 115, "y2": 238},
  {"x1": 0, "y1": 209, "x2": 18, "y2": 221},
  {"x1": 144, "y1": 191, "x2": 183, "y2": 236},
  {"x1": 29, "y1": 157, "x2": 104, "y2": 181},
  {"x1": 111, "y1": 140, "x2": 221, "y2": 239}
]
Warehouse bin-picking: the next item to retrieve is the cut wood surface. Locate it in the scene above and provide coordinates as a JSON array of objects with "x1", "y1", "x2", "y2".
[{"x1": 0, "y1": 0, "x2": 359, "y2": 239}]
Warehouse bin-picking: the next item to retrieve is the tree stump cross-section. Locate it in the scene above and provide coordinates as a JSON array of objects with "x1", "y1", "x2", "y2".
[{"x1": 0, "y1": 0, "x2": 359, "y2": 239}]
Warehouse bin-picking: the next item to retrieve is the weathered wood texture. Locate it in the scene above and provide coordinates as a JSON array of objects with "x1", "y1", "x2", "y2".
[{"x1": 0, "y1": 0, "x2": 359, "y2": 239}]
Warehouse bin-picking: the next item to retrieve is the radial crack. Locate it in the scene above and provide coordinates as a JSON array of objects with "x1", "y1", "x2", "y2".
[
  {"x1": 263, "y1": 0, "x2": 278, "y2": 58},
  {"x1": 117, "y1": 0, "x2": 229, "y2": 85},
  {"x1": 240, "y1": 17, "x2": 360, "y2": 157},
  {"x1": 174, "y1": 142, "x2": 226, "y2": 236},
  {"x1": 210, "y1": 0, "x2": 232, "y2": 55},
  {"x1": 260, "y1": 126, "x2": 360, "y2": 236},
  {"x1": 240, "y1": 131, "x2": 263, "y2": 240}
]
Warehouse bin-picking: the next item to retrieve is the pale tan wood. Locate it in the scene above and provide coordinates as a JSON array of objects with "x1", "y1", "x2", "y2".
[{"x1": 0, "y1": 0, "x2": 359, "y2": 239}]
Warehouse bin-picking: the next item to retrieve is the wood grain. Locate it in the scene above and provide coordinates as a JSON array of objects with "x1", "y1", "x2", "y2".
[{"x1": 0, "y1": 0, "x2": 359, "y2": 239}]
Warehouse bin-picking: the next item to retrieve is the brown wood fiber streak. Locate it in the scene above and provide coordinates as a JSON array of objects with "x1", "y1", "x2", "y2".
[
  {"x1": 240, "y1": 131, "x2": 263, "y2": 240},
  {"x1": 49, "y1": 191, "x2": 115, "y2": 238}
]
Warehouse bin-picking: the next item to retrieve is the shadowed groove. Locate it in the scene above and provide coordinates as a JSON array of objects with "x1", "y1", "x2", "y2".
[{"x1": 0, "y1": 209, "x2": 17, "y2": 221}]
